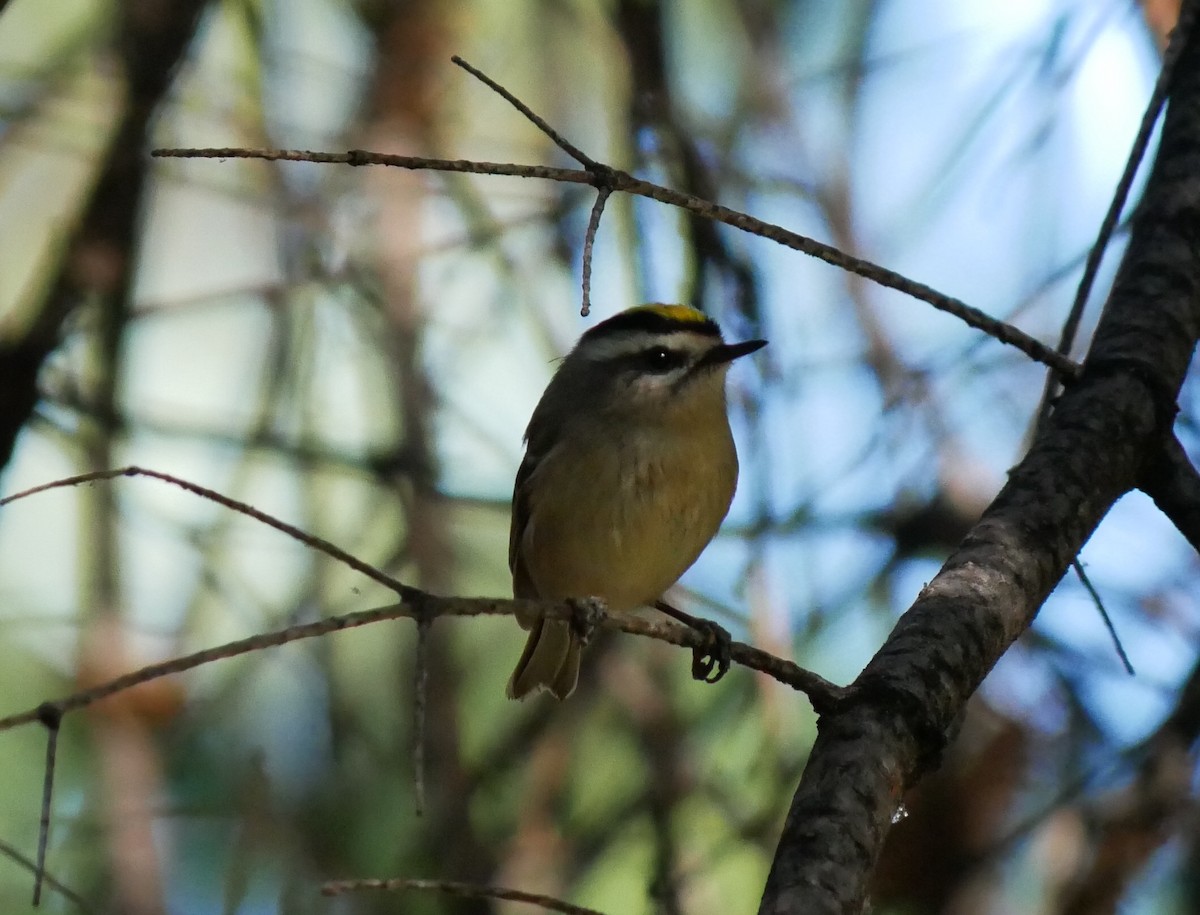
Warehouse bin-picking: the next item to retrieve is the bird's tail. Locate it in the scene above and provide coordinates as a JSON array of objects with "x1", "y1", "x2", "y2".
[{"x1": 507, "y1": 618, "x2": 581, "y2": 700}]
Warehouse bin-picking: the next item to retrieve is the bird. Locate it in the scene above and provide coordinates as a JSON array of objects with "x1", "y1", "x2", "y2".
[{"x1": 506, "y1": 303, "x2": 766, "y2": 699}]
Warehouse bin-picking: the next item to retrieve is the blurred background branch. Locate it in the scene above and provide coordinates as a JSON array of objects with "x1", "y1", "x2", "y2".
[{"x1": 1, "y1": 1, "x2": 1198, "y2": 913}]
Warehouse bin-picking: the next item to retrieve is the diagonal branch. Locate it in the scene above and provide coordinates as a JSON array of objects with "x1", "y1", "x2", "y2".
[
  {"x1": 0, "y1": 465, "x2": 425, "y2": 601},
  {"x1": 451, "y1": 55, "x2": 599, "y2": 168},
  {"x1": 1056, "y1": 1, "x2": 1199, "y2": 365},
  {"x1": 758, "y1": 3, "x2": 1200, "y2": 910},
  {"x1": 1034, "y1": 1, "x2": 1200, "y2": 428},
  {"x1": 1139, "y1": 432, "x2": 1200, "y2": 553}
]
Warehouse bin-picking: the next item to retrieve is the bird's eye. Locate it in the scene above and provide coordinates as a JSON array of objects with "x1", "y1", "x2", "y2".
[{"x1": 642, "y1": 347, "x2": 682, "y2": 372}]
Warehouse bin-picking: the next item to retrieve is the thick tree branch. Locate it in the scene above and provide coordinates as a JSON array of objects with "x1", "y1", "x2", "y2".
[
  {"x1": 1139, "y1": 433, "x2": 1200, "y2": 552},
  {"x1": 758, "y1": 8, "x2": 1200, "y2": 913}
]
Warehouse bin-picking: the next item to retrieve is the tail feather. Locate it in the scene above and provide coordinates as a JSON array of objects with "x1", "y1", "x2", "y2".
[{"x1": 507, "y1": 618, "x2": 581, "y2": 700}]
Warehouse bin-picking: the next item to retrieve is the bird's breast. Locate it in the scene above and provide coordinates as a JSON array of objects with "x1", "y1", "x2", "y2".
[{"x1": 517, "y1": 419, "x2": 738, "y2": 611}]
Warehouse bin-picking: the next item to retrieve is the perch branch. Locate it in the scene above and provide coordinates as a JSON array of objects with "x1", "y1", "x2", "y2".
[{"x1": 0, "y1": 467, "x2": 844, "y2": 738}]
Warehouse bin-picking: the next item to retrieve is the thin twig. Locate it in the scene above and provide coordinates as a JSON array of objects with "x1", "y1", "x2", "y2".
[
  {"x1": 0, "y1": 466, "x2": 837, "y2": 894},
  {"x1": 1072, "y1": 559, "x2": 1134, "y2": 675},
  {"x1": 1, "y1": 467, "x2": 842, "y2": 718},
  {"x1": 1065, "y1": 1, "x2": 1198, "y2": 350},
  {"x1": 452, "y1": 55, "x2": 616, "y2": 319},
  {"x1": 321, "y1": 877, "x2": 606, "y2": 915},
  {"x1": 0, "y1": 601, "x2": 468, "y2": 733},
  {"x1": 413, "y1": 615, "x2": 431, "y2": 817},
  {"x1": 0, "y1": 466, "x2": 422, "y2": 602},
  {"x1": 152, "y1": 146, "x2": 1077, "y2": 377},
  {"x1": 1036, "y1": 0, "x2": 1200, "y2": 426},
  {"x1": 580, "y1": 186, "x2": 612, "y2": 316},
  {"x1": 451, "y1": 55, "x2": 598, "y2": 168},
  {"x1": 33, "y1": 705, "x2": 61, "y2": 906},
  {"x1": 0, "y1": 836, "x2": 92, "y2": 913}
]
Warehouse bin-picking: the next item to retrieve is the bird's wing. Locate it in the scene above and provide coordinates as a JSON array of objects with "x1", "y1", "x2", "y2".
[
  {"x1": 509, "y1": 368, "x2": 570, "y2": 603},
  {"x1": 509, "y1": 447, "x2": 540, "y2": 600}
]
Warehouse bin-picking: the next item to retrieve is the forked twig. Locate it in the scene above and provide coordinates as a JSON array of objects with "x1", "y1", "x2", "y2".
[
  {"x1": 0, "y1": 468, "x2": 843, "y2": 739},
  {"x1": 448, "y1": 52, "x2": 1080, "y2": 374},
  {"x1": 156, "y1": 145, "x2": 1076, "y2": 377},
  {"x1": 451, "y1": 55, "x2": 598, "y2": 168},
  {"x1": 156, "y1": 60, "x2": 1080, "y2": 382}
]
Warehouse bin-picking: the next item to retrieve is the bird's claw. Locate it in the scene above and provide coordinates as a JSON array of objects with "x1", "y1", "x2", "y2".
[
  {"x1": 690, "y1": 619, "x2": 732, "y2": 684},
  {"x1": 568, "y1": 597, "x2": 606, "y2": 646}
]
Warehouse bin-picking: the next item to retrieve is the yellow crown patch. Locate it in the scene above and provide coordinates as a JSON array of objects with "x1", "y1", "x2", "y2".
[
  {"x1": 582, "y1": 303, "x2": 720, "y2": 343},
  {"x1": 625, "y1": 303, "x2": 711, "y2": 325}
]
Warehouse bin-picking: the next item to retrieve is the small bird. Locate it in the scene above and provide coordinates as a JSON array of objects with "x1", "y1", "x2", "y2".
[{"x1": 507, "y1": 304, "x2": 767, "y2": 699}]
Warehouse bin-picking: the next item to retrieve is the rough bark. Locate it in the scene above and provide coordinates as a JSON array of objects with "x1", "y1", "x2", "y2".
[{"x1": 758, "y1": 7, "x2": 1200, "y2": 913}]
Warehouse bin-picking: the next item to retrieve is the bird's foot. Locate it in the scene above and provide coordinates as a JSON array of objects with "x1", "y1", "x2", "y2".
[
  {"x1": 569, "y1": 597, "x2": 607, "y2": 646},
  {"x1": 654, "y1": 600, "x2": 732, "y2": 684},
  {"x1": 689, "y1": 617, "x2": 732, "y2": 683}
]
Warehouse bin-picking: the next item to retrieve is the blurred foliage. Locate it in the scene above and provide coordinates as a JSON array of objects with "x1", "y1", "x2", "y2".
[{"x1": 0, "y1": 0, "x2": 1197, "y2": 913}]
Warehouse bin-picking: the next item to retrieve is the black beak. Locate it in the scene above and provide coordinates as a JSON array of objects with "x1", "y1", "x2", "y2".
[{"x1": 701, "y1": 338, "x2": 768, "y2": 367}]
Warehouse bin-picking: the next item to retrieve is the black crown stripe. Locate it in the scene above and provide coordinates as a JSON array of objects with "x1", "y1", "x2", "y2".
[{"x1": 582, "y1": 306, "x2": 720, "y2": 342}]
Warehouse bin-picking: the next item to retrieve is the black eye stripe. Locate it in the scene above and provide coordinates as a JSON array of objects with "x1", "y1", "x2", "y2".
[
  {"x1": 599, "y1": 345, "x2": 692, "y2": 374},
  {"x1": 641, "y1": 346, "x2": 689, "y2": 372}
]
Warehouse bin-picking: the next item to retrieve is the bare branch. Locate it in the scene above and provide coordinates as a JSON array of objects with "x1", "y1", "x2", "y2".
[
  {"x1": 580, "y1": 186, "x2": 612, "y2": 316},
  {"x1": 0, "y1": 836, "x2": 92, "y2": 913},
  {"x1": 1058, "y1": 0, "x2": 1199, "y2": 363},
  {"x1": 0, "y1": 597, "x2": 841, "y2": 736},
  {"x1": 1034, "y1": 0, "x2": 1200, "y2": 429},
  {"x1": 33, "y1": 707, "x2": 61, "y2": 907},
  {"x1": 321, "y1": 876, "x2": 606, "y2": 915},
  {"x1": 0, "y1": 466, "x2": 423, "y2": 601},
  {"x1": 451, "y1": 55, "x2": 598, "y2": 168},
  {"x1": 1070, "y1": 559, "x2": 1134, "y2": 675},
  {"x1": 151, "y1": 146, "x2": 1079, "y2": 377},
  {"x1": 0, "y1": 469, "x2": 842, "y2": 733},
  {"x1": 1140, "y1": 433, "x2": 1200, "y2": 554},
  {"x1": 758, "y1": 7, "x2": 1200, "y2": 908}
]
